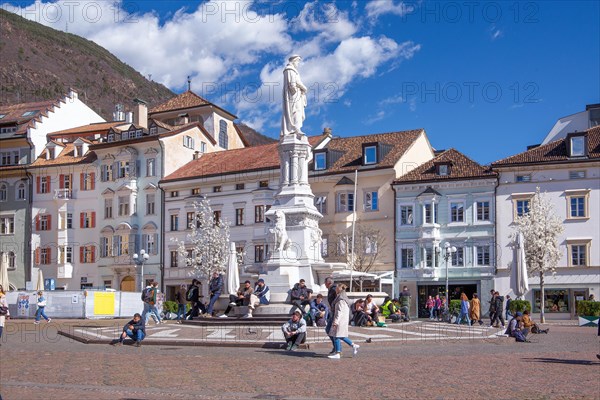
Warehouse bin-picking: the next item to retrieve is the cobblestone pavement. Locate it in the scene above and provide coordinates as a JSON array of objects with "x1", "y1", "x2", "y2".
[{"x1": 1, "y1": 320, "x2": 599, "y2": 400}]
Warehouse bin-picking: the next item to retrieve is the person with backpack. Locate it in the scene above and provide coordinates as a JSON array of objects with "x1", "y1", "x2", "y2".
[
  {"x1": 175, "y1": 284, "x2": 188, "y2": 322},
  {"x1": 206, "y1": 272, "x2": 223, "y2": 317},
  {"x1": 141, "y1": 281, "x2": 161, "y2": 325},
  {"x1": 185, "y1": 279, "x2": 205, "y2": 319},
  {"x1": 492, "y1": 291, "x2": 505, "y2": 329}
]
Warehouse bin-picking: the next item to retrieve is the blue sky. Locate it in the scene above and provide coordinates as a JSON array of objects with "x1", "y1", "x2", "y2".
[{"x1": 3, "y1": 1, "x2": 599, "y2": 164}]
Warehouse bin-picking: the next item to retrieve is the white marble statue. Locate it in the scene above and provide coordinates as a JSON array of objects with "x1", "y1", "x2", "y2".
[
  {"x1": 269, "y1": 210, "x2": 291, "y2": 252},
  {"x1": 281, "y1": 55, "x2": 307, "y2": 136}
]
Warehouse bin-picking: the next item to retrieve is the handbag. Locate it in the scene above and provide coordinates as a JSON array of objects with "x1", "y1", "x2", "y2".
[
  {"x1": 0, "y1": 306, "x2": 8, "y2": 315},
  {"x1": 38, "y1": 300, "x2": 47, "y2": 307}
]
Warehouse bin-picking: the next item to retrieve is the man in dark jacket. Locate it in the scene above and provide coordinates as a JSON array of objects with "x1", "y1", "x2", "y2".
[
  {"x1": 398, "y1": 286, "x2": 411, "y2": 322},
  {"x1": 492, "y1": 291, "x2": 506, "y2": 328},
  {"x1": 185, "y1": 279, "x2": 206, "y2": 320},
  {"x1": 488, "y1": 290, "x2": 497, "y2": 326},
  {"x1": 324, "y1": 276, "x2": 337, "y2": 353},
  {"x1": 206, "y1": 272, "x2": 223, "y2": 317},
  {"x1": 221, "y1": 281, "x2": 253, "y2": 317},
  {"x1": 290, "y1": 279, "x2": 313, "y2": 316},
  {"x1": 112, "y1": 313, "x2": 145, "y2": 347}
]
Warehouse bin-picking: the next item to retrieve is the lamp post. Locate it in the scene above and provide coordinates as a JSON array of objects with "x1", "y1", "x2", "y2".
[
  {"x1": 133, "y1": 249, "x2": 150, "y2": 292},
  {"x1": 443, "y1": 242, "x2": 456, "y2": 311}
]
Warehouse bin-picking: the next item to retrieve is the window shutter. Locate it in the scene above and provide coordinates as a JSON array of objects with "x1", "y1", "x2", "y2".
[
  {"x1": 80, "y1": 173, "x2": 84, "y2": 190},
  {"x1": 80, "y1": 247, "x2": 84, "y2": 263},
  {"x1": 90, "y1": 172, "x2": 95, "y2": 190},
  {"x1": 48, "y1": 247, "x2": 51, "y2": 263},
  {"x1": 141, "y1": 234, "x2": 148, "y2": 253},
  {"x1": 91, "y1": 246, "x2": 96, "y2": 263},
  {"x1": 80, "y1": 213, "x2": 84, "y2": 228},
  {"x1": 91, "y1": 212, "x2": 96, "y2": 228},
  {"x1": 136, "y1": 160, "x2": 141, "y2": 178},
  {"x1": 47, "y1": 176, "x2": 51, "y2": 191},
  {"x1": 35, "y1": 215, "x2": 40, "y2": 231},
  {"x1": 59, "y1": 174, "x2": 65, "y2": 189},
  {"x1": 36, "y1": 176, "x2": 40, "y2": 193},
  {"x1": 113, "y1": 162, "x2": 118, "y2": 180},
  {"x1": 112, "y1": 236, "x2": 119, "y2": 256},
  {"x1": 35, "y1": 247, "x2": 40, "y2": 264},
  {"x1": 153, "y1": 233, "x2": 158, "y2": 255},
  {"x1": 134, "y1": 234, "x2": 141, "y2": 254},
  {"x1": 48, "y1": 215, "x2": 52, "y2": 230}
]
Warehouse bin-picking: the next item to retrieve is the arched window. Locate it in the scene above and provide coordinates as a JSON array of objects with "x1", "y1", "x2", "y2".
[
  {"x1": 218, "y1": 120, "x2": 228, "y2": 149},
  {"x1": 8, "y1": 251, "x2": 15, "y2": 269},
  {"x1": 0, "y1": 183, "x2": 7, "y2": 201},
  {"x1": 17, "y1": 182, "x2": 26, "y2": 200}
]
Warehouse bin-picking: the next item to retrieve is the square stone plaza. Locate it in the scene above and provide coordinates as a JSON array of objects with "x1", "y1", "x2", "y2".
[{"x1": 0, "y1": 318, "x2": 598, "y2": 399}]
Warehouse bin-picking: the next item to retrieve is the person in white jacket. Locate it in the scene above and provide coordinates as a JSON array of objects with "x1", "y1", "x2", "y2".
[{"x1": 327, "y1": 284, "x2": 359, "y2": 359}]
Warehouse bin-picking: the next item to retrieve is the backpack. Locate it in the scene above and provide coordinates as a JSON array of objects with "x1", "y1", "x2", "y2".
[
  {"x1": 142, "y1": 287, "x2": 155, "y2": 304},
  {"x1": 186, "y1": 286, "x2": 197, "y2": 302}
]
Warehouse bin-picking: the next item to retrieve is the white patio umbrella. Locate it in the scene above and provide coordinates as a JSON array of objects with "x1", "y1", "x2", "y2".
[
  {"x1": 226, "y1": 242, "x2": 240, "y2": 295},
  {"x1": 0, "y1": 252, "x2": 10, "y2": 291},
  {"x1": 515, "y1": 232, "x2": 530, "y2": 298},
  {"x1": 35, "y1": 268, "x2": 45, "y2": 291}
]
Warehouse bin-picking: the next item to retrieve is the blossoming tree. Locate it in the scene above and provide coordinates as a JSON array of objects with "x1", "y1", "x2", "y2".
[
  {"x1": 512, "y1": 187, "x2": 563, "y2": 323},
  {"x1": 174, "y1": 197, "x2": 230, "y2": 279}
]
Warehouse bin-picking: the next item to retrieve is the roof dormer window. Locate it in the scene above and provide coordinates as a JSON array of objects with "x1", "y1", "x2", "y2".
[
  {"x1": 46, "y1": 147, "x2": 55, "y2": 160},
  {"x1": 74, "y1": 145, "x2": 82, "y2": 157},
  {"x1": 21, "y1": 110, "x2": 38, "y2": 117},
  {"x1": 363, "y1": 143, "x2": 378, "y2": 165},
  {"x1": 314, "y1": 152, "x2": 327, "y2": 171},
  {"x1": 567, "y1": 133, "x2": 587, "y2": 157},
  {"x1": 435, "y1": 162, "x2": 452, "y2": 176}
]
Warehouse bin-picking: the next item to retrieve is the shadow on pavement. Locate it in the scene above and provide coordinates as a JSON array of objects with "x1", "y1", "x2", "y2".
[
  {"x1": 523, "y1": 357, "x2": 598, "y2": 366},
  {"x1": 263, "y1": 350, "x2": 327, "y2": 358}
]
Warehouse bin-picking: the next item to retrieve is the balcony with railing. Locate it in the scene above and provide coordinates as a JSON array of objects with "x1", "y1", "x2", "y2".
[{"x1": 54, "y1": 189, "x2": 74, "y2": 200}]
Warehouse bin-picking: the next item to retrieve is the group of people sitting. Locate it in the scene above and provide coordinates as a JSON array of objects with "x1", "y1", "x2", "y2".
[{"x1": 506, "y1": 310, "x2": 549, "y2": 342}]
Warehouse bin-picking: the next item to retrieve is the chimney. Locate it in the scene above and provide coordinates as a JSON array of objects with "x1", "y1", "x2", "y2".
[
  {"x1": 125, "y1": 112, "x2": 133, "y2": 124},
  {"x1": 322, "y1": 127, "x2": 332, "y2": 137},
  {"x1": 133, "y1": 98, "x2": 148, "y2": 129},
  {"x1": 193, "y1": 151, "x2": 200, "y2": 160},
  {"x1": 113, "y1": 104, "x2": 124, "y2": 121}
]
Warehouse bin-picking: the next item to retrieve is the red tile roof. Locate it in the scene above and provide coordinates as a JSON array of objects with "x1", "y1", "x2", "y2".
[
  {"x1": 394, "y1": 148, "x2": 496, "y2": 184},
  {"x1": 161, "y1": 136, "x2": 325, "y2": 182},
  {"x1": 149, "y1": 90, "x2": 237, "y2": 118},
  {"x1": 29, "y1": 143, "x2": 97, "y2": 168},
  {"x1": 0, "y1": 99, "x2": 61, "y2": 135},
  {"x1": 492, "y1": 126, "x2": 600, "y2": 167},
  {"x1": 320, "y1": 130, "x2": 424, "y2": 174},
  {"x1": 47, "y1": 122, "x2": 125, "y2": 138}
]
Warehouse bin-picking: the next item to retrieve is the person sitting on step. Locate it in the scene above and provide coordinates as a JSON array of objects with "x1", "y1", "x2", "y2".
[
  {"x1": 221, "y1": 281, "x2": 253, "y2": 318},
  {"x1": 281, "y1": 309, "x2": 307, "y2": 351},
  {"x1": 289, "y1": 279, "x2": 313, "y2": 316},
  {"x1": 522, "y1": 310, "x2": 549, "y2": 334}
]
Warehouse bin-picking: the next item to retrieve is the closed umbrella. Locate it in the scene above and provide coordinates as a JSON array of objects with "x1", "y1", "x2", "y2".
[
  {"x1": 226, "y1": 242, "x2": 240, "y2": 295},
  {"x1": 515, "y1": 232, "x2": 529, "y2": 298},
  {"x1": 0, "y1": 252, "x2": 10, "y2": 291},
  {"x1": 35, "y1": 268, "x2": 45, "y2": 291}
]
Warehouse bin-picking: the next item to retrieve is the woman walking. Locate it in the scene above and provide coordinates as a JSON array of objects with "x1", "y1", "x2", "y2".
[
  {"x1": 455, "y1": 293, "x2": 471, "y2": 325},
  {"x1": 426, "y1": 295, "x2": 435, "y2": 320},
  {"x1": 0, "y1": 284, "x2": 9, "y2": 345},
  {"x1": 470, "y1": 293, "x2": 483, "y2": 325},
  {"x1": 328, "y1": 284, "x2": 359, "y2": 359},
  {"x1": 34, "y1": 290, "x2": 51, "y2": 324}
]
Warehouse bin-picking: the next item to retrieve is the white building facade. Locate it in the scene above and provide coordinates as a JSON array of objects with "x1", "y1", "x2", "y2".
[{"x1": 493, "y1": 126, "x2": 600, "y2": 318}]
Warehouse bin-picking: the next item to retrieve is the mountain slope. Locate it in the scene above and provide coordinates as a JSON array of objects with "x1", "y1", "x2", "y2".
[{"x1": 0, "y1": 9, "x2": 174, "y2": 118}]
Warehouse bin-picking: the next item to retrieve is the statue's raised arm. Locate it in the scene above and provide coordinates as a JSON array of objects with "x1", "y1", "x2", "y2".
[{"x1": 281, "y1": 55, "x2": 307, "y2": 137}]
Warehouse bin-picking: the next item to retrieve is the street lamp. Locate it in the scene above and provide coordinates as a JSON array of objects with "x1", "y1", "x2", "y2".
[
  {"x1": 133, "y1": 249, "x2": 150, "y2": 292},
  {"x1": 443, "y1": 242, "x2": 457, "y2": 312}
]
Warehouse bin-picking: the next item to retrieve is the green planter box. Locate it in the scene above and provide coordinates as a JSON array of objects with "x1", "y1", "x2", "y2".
[{"x1": 578, "y1": 316, "x2": 599, "y2": 327}]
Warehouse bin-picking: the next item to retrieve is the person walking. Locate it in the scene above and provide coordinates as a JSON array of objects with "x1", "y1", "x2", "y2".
[
  {"x1": 433, "y1": 295, "x2": 442, "y2": 321},
  {"x1": 34, "y1": 290, "x2": 51, "y2": 324},
  {"x1": 175, "y1": 284, "x2": 188, "y2": 322},
  {"x1": 328, "y1": 284, "x2": 359, "y2": 359},
  {"x1": 206, "y1": 272, "x2": 223, "y2": 317},
  {"x1": 324, "y1": 276, "x2": 337, "y2": 353},
  {"x1": 455, "y1": 293, "x2": 471, "y2": 325},
  {"x1": 185, "y1": 279, "x2": 206, "y2": 319},
  {"x1": 141, "y1": 281, "x2": 161, "y2": 325},
  {"x1": 470, "y1": 293, "x2": 483, "y2": 325},
  {"x1": 488, "y1": 290, "x2": 497, "y2": 326},
  {"x1": 426, "y1": 295, "x2": 435, "y2": 320},
  {"x1": 505, "y1": 294, "x2": 513, "y2": 320},
  {"x1": 0, "y1": 285, "x2": 9, "y2": 345},
  {"x1": 492, "y1": 291, "x2": 506, "y2": 328}
]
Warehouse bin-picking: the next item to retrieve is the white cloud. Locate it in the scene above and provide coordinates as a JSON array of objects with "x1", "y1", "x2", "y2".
[
  {"x1": 489, "y1": 26, "x2": 503, "y2": 41},
  {"x1": 379, "y1": 94, "x2": 404, "y2": 106},
  {"x1": 365, "y1": 0, "x2": 414, "y2": 19},
  {"x1": 364, "y1": 110, "x2": 386, "y2": 125}
]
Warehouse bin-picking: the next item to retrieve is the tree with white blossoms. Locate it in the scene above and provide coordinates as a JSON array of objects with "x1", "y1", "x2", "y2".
[
  {"x1": 512, "y1": 187, "x2": 563, "y2": 323},
  {"x1": 173, "y1": 197, "x2": 230, "y2": 279}
]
